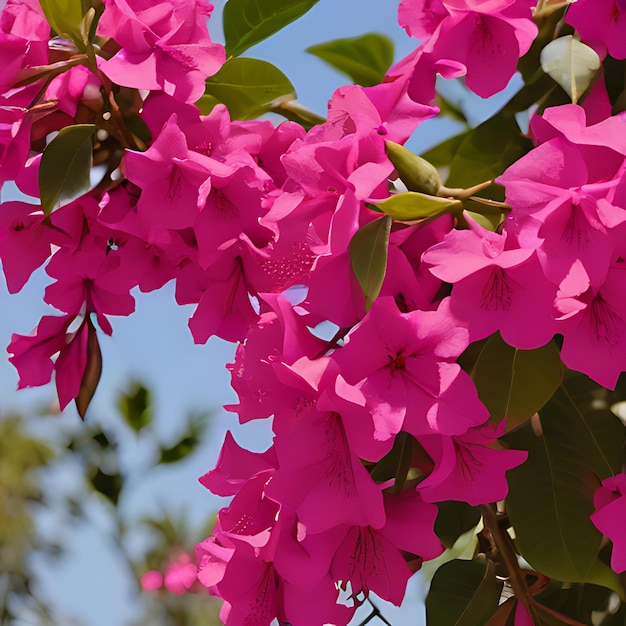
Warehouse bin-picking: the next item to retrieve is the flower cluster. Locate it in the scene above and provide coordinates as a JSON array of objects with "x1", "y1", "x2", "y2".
[{"x1": 2, "y1": 0, "x2": 626, "y2": 623}]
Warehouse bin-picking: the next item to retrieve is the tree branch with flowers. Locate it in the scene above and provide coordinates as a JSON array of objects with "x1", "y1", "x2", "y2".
[{"x1": 2, "y1": 0, "x2": 626, "y2": 623}]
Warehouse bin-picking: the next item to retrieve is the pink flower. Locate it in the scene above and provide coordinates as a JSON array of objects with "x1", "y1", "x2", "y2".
[
  {"x1": 97, "y1": 0, "x2": 225, "y2": 103},
  {"x1": 398, "y1": 0, "x2": 537, "y2": 98},
  {"x1": 565, "y1": 0, "x2": 626, "y2": 60},
  {"x1": 590, "y1": 473, "x2": 626, "y2": 573},
  {"x1": 140, "y1": 570, "x2": 163, "y2": 591},
  {"x1": 0, "y1": 201, "x2": 50, "y2": 293},
  {"x1": 333, "y1": 297, "x2": 489, "y2": 440},
  {"x1": 423, "y1": 215, "x2": 558, "y2": 349}
]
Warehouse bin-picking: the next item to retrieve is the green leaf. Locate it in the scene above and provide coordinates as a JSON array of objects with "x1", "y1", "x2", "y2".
[
  {"x1": 158, "y1": 412, "x2": 209, "y2": 465},
  {"x1": 39, "y1": 124, "x2": 95, "y2": 215},
  {"x1": 542, "y1": 380, "x2": 626, "y2": 480},
  {"x1": 117, "y1": 382, "x2": 153, "y2": 433},
  {"x1": 306, "y1": 33, "x2": 394, "y2": 87},
  {"x1": 371, "y1": 192, "x2": 462, "y2": 223},
  {"x1": 223, "y1": 0, "x2": 319, "y2": 57},
  {"x1": 445, "y1": 115, "x2": 532, "y2": 192},
  {"x1": 503, "y1": 416, "x2": 624, "y2": 596},
  {"x1": 426, "y1": 558, "x2": 502, "y2": 625},
  {"x1": 39, "y1": 0, "x2": 83, "y2": 43},
  {"x1": 434, "y1": 502, "x2": 482, "y2": 550},
  {"x1": 349, "y1": 215, "x2": 391, "y2": 311},
  {"x1": 421, "y1": 131, "x2": 468, "y2": 169},
  {"x1": 471, "y1": 334, "x2": 563, "y2": 429},
  {"x1": 198, "y1": 58, "x2": 295, "y2": 120}
]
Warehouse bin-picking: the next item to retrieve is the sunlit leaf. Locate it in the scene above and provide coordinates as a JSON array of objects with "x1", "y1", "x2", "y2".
[
  {"x1": 426, "y1": 558, "x2": 502, "y2": 625},
  {"x1": 39, "y1": 0, "x2": 83, "y2": 43},
  {"x1": 472, "y1": 333, "x2": 563, "y2": 430},
  {"x1": 349, "y1": 215, "x2": 391, "y2": 311},
  {"x1": 39, "y1": 124, "x2": 95, "y2": 215},
  {"x1": 541, "y1": 35, "x2": 601, "y2": 103},
  {"x1": 223, "y1": 0, "x2": 319, "y2": 57},
  {"x1": 371, "y1": 192, "x2": 461, "y2": 223},
  {"x1": 306, "y1": 33, "x2": 394, "y2": 87},
  {"x1": 198, "y1": 58, "x2": 295, "y2": 120}
]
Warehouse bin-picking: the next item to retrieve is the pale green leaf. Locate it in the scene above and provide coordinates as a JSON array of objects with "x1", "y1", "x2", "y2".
[
  {"x1": 541, "y1": 35, "x2": 601, "y2": 103},
  {"x1": 372, "y1": 192, "x2": 461, "y2": 223}
]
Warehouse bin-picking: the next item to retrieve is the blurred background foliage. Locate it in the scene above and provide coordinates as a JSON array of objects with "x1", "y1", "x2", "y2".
[{"x1": 0, "y1": 381, "x2": 222, "y2": 626}]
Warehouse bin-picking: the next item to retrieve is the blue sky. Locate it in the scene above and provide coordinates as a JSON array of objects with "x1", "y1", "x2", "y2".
[{"x1": 0, "y1": 0, "x2": 504, "y2": 623}]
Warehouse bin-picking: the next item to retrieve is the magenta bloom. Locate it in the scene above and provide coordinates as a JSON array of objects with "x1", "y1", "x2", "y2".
[
  {"x1": 590, "y1": 473, "x2": 626, "y2": 573},
  {"x1": 8, "y1": 314, "x2": 93, "y2": 410},
  {"x1": 97, "y1": 0, "x2": 225, "y2": 103},
  {"x1": 0, "y1": 201, "x2": 50, "y2": 293},
  {"x1": 423, "y1": 215, "x2": 558, "y2": 349},
  {"x1": 417, "y1": 422, "x2": 528, "y2": 506},
  {"x1": 565, "y1": 0, "x2": 626, "y2": 60},
  {"x1": 398, "y1": 0, "x2": 537, "y2": 97},
  {"x1": 333, "y1": 297, "x2": 488, "y2": 440}
]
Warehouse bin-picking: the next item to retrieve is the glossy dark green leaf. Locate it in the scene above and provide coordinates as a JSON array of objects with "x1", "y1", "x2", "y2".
[
  {"x1": 471, "y1": 333, "x2": 563, "y2": 429},
  {"x1": 349, "y1": 215, "x2": 391, "y2": 311},
  {"x1": 306, "y1": 33, "x2": 394, "y2": 87},
  {"x1": 503, "y1": 417, "x2": 623, "y2": 596},
  {"x1": 39, "y1": 124, "x2": 95, "y2": 215},
  {"x1": 39, "y1": 0, "x2": 83, "y2": 43},
  {"x1": 445, "y1": 115, "x2": 532, "y2": 191},
  {"x1": 223, "y1": 0, "x2": 319, "y2": 57},
  {"x1": 426, "y1": 558, "x2": 502, "y2": 625},
  {"x1": 541, "y1": 381, "x2": 625, "y2": 480},
  {"x1": 435, "y1": 502, "x2": 482, "y2": 549},
  {"x1": 117, "y1": 382, "x2": 153, "y2": 433},
  {"x1": 199, "y1": 58, "x2": 295, "y2": 120},
  {"x1": 372, "y1": 192, "x2": 461, "y2": 223}
]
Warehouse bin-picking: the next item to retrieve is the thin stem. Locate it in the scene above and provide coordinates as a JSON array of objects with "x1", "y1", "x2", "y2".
[{"x1": 480, "y1": 503, "x2": 541, "y2": 623}]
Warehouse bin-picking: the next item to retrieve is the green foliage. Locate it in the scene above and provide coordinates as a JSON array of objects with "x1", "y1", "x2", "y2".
[
  {"x1": 223, "y1": 0, "x2": 319, "y2": 57},
  {"x1": 118, "y1": 381, "x2": 153, "y2": 433},
  {"x1": 38, "y1": 0, "x2": 84, "y2": 44},
  {"x1": 158, "y1": 412, "x2": 210, "y2": 465},
  {"x1": 442, "y1": 115, "x2": 532, "y2": 191},
  {"x1": 306, "y1": 33, "x2": 394, "y2": 87},
  {"x1": 198, "y1": 58, "x2": 295, "y2": 120},
  {"x1": 503, "y1": 399, "x2": 624, "y2": 595},
  {"x1": 349, "y1": 214, "x2": 391, "y2": 311},
  {"x1": 426, "y1": 558, "x2": 502, "y2": 625},
  {"x1": 39, "y1": 124, "x2": 95, "y2": 215},
  {"x1": 371, "y1": 191, "x2": 462, "y2": 223},
  {"x1": 471, "y1": 333, "x2": 564, "y2": 430}
]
